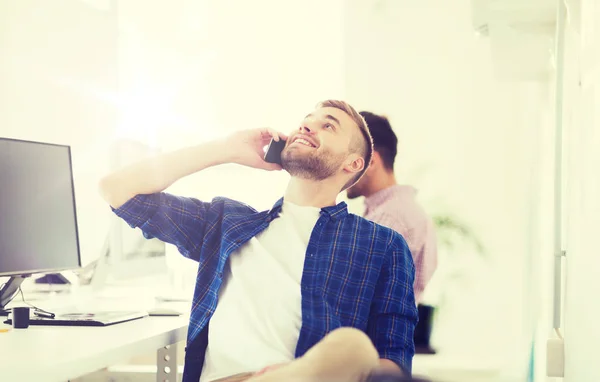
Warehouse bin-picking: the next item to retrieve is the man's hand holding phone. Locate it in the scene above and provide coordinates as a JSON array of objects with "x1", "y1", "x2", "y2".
[{"x1": 226, "y1": 128, "x2": 287, "y2": 171}]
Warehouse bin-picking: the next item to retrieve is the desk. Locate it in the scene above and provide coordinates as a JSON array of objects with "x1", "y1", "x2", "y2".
[
  {"x1": 0, "y1": 314, "x2": 188, "y2": 382},
  {"x1": 0, "y1": 280, "x2": 191, "y2": 382},
  {"x1": 413, "y1": 353, "x2": 504, "y2": 382}
]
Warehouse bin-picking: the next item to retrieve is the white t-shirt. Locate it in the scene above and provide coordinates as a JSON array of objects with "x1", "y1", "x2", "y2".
[{"x1": 199, "y1": 201, "x2": 321, "y2": 382}]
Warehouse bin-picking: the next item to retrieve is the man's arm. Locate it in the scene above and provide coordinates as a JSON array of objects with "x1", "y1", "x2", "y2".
[
  {"x1": 367, "y1": 237, "x2": 418, "y2": 375},
  {"x1": 99, "y1": 128, "x2": 286, "y2": 209},
  {"x1": 100, "y1": 141, "x2": 230, "y2": 209}
]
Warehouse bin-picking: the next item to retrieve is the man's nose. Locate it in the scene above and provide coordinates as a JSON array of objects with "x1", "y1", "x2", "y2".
[{"x1": 299, "y1": 125, "x2": 312, "y2": 133}]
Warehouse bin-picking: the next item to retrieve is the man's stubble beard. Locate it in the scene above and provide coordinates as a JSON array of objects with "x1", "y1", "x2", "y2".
[{"x1": 281, "y1": 147, "x2": 345, "y2": 181}]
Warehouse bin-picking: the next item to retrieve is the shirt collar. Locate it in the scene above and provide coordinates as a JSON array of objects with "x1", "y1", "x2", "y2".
[{"x1": 268, "y1": 197, "x2": 348, "y2": 220}]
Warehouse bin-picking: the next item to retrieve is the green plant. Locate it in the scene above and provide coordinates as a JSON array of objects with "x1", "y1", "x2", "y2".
[
  {"x1": 432, "y1": 214, "x2": 485, "y2": 256},
  {"x1": 420, "y1": 211, "x2": 486, "y2": 309}
]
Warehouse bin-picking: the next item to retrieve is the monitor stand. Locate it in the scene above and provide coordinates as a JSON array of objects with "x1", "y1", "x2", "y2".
[
  {"x1": 35, "y1": 273, "x2": 71, "y2": 285},
  {"x1": 0, "y1": 275, "x2": 29, "y2": 316}
]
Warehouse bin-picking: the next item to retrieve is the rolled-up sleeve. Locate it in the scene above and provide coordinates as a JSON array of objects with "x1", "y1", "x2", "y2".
[
  {"x1": 367, "y1": 237, "x2": 418, "y2": 374},
  {"x1": 112, "y1": 193, "x2": 211, "y2": 261}
]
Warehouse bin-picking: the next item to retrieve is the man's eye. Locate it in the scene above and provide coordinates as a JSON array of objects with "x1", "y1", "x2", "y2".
[{"x1": 324, "y1": 123, "x2": 333, "y2": 129}]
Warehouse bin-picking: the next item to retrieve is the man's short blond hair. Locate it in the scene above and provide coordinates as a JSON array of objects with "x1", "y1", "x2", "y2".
[{"x1": 316, "y1": 100, "x2": 374, "y2": 190}]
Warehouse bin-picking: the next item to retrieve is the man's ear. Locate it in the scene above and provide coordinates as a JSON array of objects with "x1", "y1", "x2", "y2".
[
  {"x1": 344, "y1": 154, "x2": 365, "y2": 175},
  {"x1": 367, "y1": 151, "x2": 381, "y2": 173}
]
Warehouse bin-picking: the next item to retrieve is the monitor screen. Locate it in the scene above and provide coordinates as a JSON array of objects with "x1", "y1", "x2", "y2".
[{"x1": 0, "y1": 138, "x2": 81, "y2": 276}]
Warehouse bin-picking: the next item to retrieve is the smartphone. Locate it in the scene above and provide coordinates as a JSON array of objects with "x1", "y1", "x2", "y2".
[{"x1": 264, "y1": 138, "x2": 286, "y2": 165}]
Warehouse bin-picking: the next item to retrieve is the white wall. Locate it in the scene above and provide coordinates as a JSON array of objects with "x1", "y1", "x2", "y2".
[
  {"x1": 562, "y1": 0, "x2": 600, "y2": 380},
  {"x1": 116, "y1": 0, "x2": 347, "y2": 211},
  {"x1": 0, "y1": 0, "x2": 118, "y2": 265}
]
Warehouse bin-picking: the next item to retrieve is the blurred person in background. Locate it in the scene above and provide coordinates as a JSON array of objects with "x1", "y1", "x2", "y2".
[{"x1": 347, "y1": 112, "x2": 437, "y2": 304}]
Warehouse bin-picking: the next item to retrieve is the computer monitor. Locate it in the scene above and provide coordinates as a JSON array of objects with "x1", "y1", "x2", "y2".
[{"x1": 0, "y1": 137, "x2": 81, "y2": 314}]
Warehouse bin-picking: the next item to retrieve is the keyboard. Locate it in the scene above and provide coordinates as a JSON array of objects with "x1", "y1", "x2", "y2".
[{"x1": 4, "y1": 311, "x2": 148, "y2": 327}]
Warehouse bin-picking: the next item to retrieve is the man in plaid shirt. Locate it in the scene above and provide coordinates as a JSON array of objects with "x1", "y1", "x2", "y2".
[{"x1": 101, "y1": 100, "x2": 418, "y2": 382}]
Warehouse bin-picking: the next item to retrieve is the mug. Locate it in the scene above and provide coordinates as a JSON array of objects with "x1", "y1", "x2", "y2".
[{"x1": 12, "y1": 306, "x2": 30, "y2": 329}]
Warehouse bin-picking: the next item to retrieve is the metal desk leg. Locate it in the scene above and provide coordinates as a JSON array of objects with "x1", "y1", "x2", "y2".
[{"x1": 157, "y1": 344, "x2": 178, "y2": 382}]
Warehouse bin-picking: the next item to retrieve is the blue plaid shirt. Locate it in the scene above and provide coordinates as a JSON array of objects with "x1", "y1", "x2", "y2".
[{"x1": 113, "y1": 193, "x2": 417, "y2": 381}]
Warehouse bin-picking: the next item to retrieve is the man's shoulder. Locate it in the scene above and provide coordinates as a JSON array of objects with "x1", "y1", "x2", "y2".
[
  {"x1": 209, "y1": 195, "x2": 259, "y2": 213},
  {"x1": 136, "y1": 192, "x2": 259, "y2": 213},
  {"x1": 127, "y1": 193, "x2": 261, "y2": 220},
  {"x1": 378, "y1": 192, "x2": 429, "y2": 222},
  {"x1": 345, "y1": 213, "x2": 409, "y2": 250}
]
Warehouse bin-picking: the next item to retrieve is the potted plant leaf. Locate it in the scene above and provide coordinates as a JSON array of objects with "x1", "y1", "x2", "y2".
[{"x1": 414, "y1": 213, "x2": 485, "y2": 354}]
